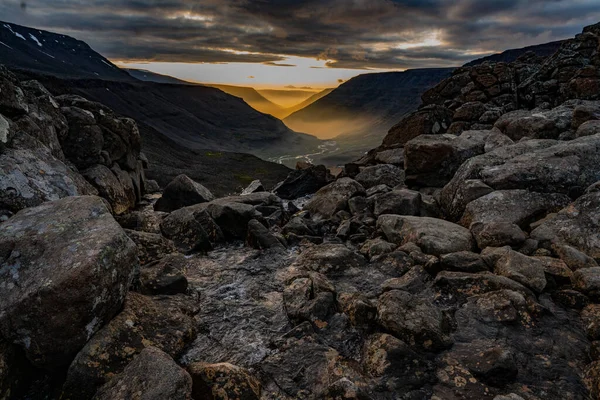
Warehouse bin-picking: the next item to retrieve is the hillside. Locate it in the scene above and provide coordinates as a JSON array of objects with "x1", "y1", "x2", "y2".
[
  {"x1": 284, "y1": 68, "x2": 453, "y2": 163},
  {"x1": 125, "y1": 68, "x2": 191, "y2": 85},
  {"x1": 206, "y1": 84, "x2": 284, "y2": 118},
  {"x1": 0, "y1": 20, "x2": 134, "y2": 81},
  {"x1": 278, "y1": 88, "x2": 335, "y2": 119},
  {"x1": 464, "y1": 40, "x2": 564, "y2": 67}
]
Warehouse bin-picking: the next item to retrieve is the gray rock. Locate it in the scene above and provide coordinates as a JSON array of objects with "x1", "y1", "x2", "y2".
[
  {"x1": 471, "y1": 221, "x2": 527, "y2": 249},
  {"x1": 246, "y1": 219, "x2": 285, "y2": 250},
  {"x1": 355, "y1": 164, "x2": 405, "y2": 189},
  {"x1": 305, "y1": 178, "x2": 365, "y2": 219},
  {"x1": 0, "y1": 196, "x2": 137, "y2": 368},
  {"x1": 377, "y1": 215, "x2": 475, "y2": 256},
  {"x1": 293, "y1": 243, "x2": 366, "y2": 276},
  {"x1": 206, "y1": 202, "x2": 263, "y2": 240},
  {"x1": 83, "y1": 164, "x2": 131, "y2": 215},
  {"x1": 125, "y1": 229, "x2": 177, "y2": 265},
  {"x1": 531, "y1": 192, "x2": 600, "y2": 261},
  {"x1": 373, "y1": 189, "x2": 421, "y2": 217},
  {"x1": 93, "y1": 347, "x2": 192, "y2": 400},
  {"x1": 139, "y1": 254, "x2": 188, "y2": 295},
  {"x1": 154, "y1": 174, "x2": 215, "y2": 212},
  {"x1": 493, "y1": 249, "x2": 547, "y2": 293},
  {"x1": 161, "y1": 205, "x2": 222, "y2": 253},
  {"x1": 461, "y1": 190, "x2": 571, "y2": 229},
  {"x1": 572, "y1": 268, "x2": 600, "y2": 299},
  {"x1": 576, "y1": 120, "x2": 600, "y2": 138},
  {"x1": 377, "y1": 290, "x2": 450, "y2": 351},
  {"x1": 374, "y1": 148, "x2": 404, "y2": 165},
  {"x1": 187, "y1": 362, "x2": 261, "y2": 400},
  {"x1": 242, "y1": 179, "x2": 265, "y2": 195}
]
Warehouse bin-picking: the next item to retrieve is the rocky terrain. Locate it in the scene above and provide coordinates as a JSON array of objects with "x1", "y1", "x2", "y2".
[{"x1": 2, "y1": 21, "x2": 600, "y2": 400}]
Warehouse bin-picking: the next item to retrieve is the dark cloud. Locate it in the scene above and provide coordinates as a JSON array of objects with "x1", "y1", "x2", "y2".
[{"x1": 1, "y1": 0, "x2": 599, "y2": 69}]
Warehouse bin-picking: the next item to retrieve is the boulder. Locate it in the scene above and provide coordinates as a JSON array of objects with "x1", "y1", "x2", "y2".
[
  {"x1": 246, "y1": 219, "x2": 285, "y2": 250},
  {"x1": 242, "y1": 179, "x2": 265, "y2": 195},
  {"x1": 373, "y1": 189, "x2": 421, "y2": 217},
  {"x1": 284, "y1": 272, "x2": 336, "y2": 324},
  {"x1": 62, "y1": 292, "x2": 198, "y2": 399},
  {"x1": 82, "y1": 164, "x2": 131, "y2": 215},
  {"x1": 493, "y1": 250, "x2": 547, "y2": 293},
  {"x1": 374, "y1": 148, "x2": 404, "y2": 165},
  {"x1": 354, "y1": 164, "x2": 405, "y2": 190},
  {"x1": 439, "y1": 251, "x2": 489, "y2": 273},
  {"x1": 292, "y1": 244, "x2": 366, "y2": 276},
  {"x1": 471, "y1": 222, "x2": 528, "y2": 249},
  {"x1": 404, "y1": 130, "x2": 491, "y2": 187},
  {"x1": 139, "y1": 253, "x2": 188, "y2": 295},
  {"x1": 461, "y1": 190, "x2": 571, "y2": 229},
  {"x1": 187, "y1": 362, "x2": 261, "y2": 400},
  {"x1": 161, "y1": 206, "x2": 223, "y2": 253},
  {"x1": 577, "y1": 120, "x2": 600, "y2": 138},
  {"x1": 305, "y1": 178, "x2": 365, "y2": 219},
  {"x1": 125, "y1": 229, "x2": 177, "y2": 265},
  {"x1": 383, "y1": 105, "x2": 453, "y2": 147},
  {"x1": 92, "y1": 347, "x2": 192, "y2": 400},
  {"x1": 206, "y1": 202, "x2": 264, "y2": 240},
  {"x1": 531, "y1": 192, "x2": 600, "y2": 261},
  {"x1": 0, "y1": 196, "x2": 137, "y2": 368},
  {"x1": 377, "y1": 290, "x2": 450, "y2": 350},
  {"x1": 572, "y1": 268, "x2": 600, "y2": 299},
  {"x1": 377, "y1": 215, "x2": 475, "y2": 256},
  {"x1": 154, "y1": 174, "x2": 214, "y2": 212},
  {"x1": 274, "y1": 165, "x2": 332, "y2": 200}
]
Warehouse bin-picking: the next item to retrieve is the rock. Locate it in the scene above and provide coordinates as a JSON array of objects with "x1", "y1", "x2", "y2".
[
  {"x1": 242, "y1": 179, "x2": 265, "y2": 195},
  {"x1": 0, "y1": 196, "x2": 137, "y2": 368},
  {"x1": 207, "y1": 202, "x2": 263, "y2": 240},
  {"x1": 373, "y1": 189, "x2": 421, "y2": 217},
  {"x1": 377, "y1": 290, "x2": 450, "y2": 350},
  {"x1": 493, "y1": 250, "x2": 547, "y2": 293},
  {"x1": 439, "y1": 251, "x2": 489, "y2": 273},
  {"x1": 404, "y1": 130, "x2": 491, "y2": 187},
  {"x1": 92, "y1": 347, "x2": 192, "y2": 400},
  {"x1": 187, "y1": 362, "x2": 260, "y2": 400},
  {"x1": 374, "y1": 148, "x2": 404, "y2": 165},
  {"x1": 82, "y1": 164, "x2": 131, "y2": 215},
  {"x1": 160, "y1": 206, "x2": 221, "y2": 253},
  {"x1": 0, "y1": 144, "x2": 97, "y2": 213},
  {"x1": 305, "y1": 178, "x2": 365, "y2": 219},
  {"x1": 145, "y1": 179, "x2": 161, "y2": 193},
  {"x1": 377, "y1": 215, "x2": 475, "y2": 256},
  {"x1": 292, "y1": 243, "x2": 366, "y2": 276},
  {"x1": 354, "y1": 164, "x2": 405, "y2": 190},
  {"x1": 460, "y1": 190, "x2": 571, "y2": 229},
  {"x1": 62, "y1": 292, "x2": 198, "y2": 399},
  {"x1": 553, "y1": 244, "x2": 599, "y2": 271},
  {"x1": 471, "y1": 222, "x2": 527, "y2": 249},
  {"x1": 462, "y1": 345, "x2": 518, "y2": 387},
  {"x1": 125, "y1": 229, "x2": 177, "y2": 265},
  {"x1": 323, "y1": 378, "x2": 371, "y2": 400},
  {"x1": 359, "y1": 238, "x2": 396, "y2": 260},
  {"x1": 154, "y1": 174, "x2": 214, "y2": 212},
  {"x1": 384, "y1": 105, "x2": 453, "y2": 147},
  {"x1": 531, "y1": 192, "x2": 600, "y2": 261},
  {"x1": 274, "y1": 165, "x2": 332, "y2": 200},
  {"x1": 246, "y1": 219, "x2": 285, "y2": 250},
  {"x1": 362, "y1": 333, "x2": 433, "y2": 391},
  {"x1": 381, "y1": 265, "x2": 431, "y2": 294},
  {"x1": 139, "y1": 253, "x2": 188, "y2": 295},
  {"x1": 572, "y1": 268, "x2": 600, "y2": 299},
  {"x1": 338, "y1": 293, "x2": 377, "y2": 327},
  {"x1": 434, "y1": 271, "x2": 534, "y2": 304},
  {"x1": 576, "y1": 120, "x2": 600, "y2": 137},
  {"x1": 284, "y1": 272, "x2": 336, "y2": 325},
  {"x1": 484, "y1": 130, "x2": 514, "y2": 153},
  {"x1": 581, "y1": 304, "x2": 600, "y2": 340},
  {"x1": 282, "y1": 216, "x2": 316, "y2": 237},
  {"x1": 116, "y1": 210, "x2": 166, "y2": 235}
]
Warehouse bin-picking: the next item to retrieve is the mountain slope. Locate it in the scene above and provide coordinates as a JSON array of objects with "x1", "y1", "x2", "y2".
[
  {"x1": 126, "y1": 68, "x2": 191, "y2": 85},
  {"x1": 206, "y1": 84, "x2": 284, "y2": 118},
  {"x1": 464, "y1": 40, "x2": 564, "y2": 67},
  {"x1": 0, "y1": 20, "x2": 134, "y2": 81},
  {"x1": 283, "y1": 68, "x2": 453, "y2": 163},
  {"x1": 278, "y1": 88, "x2": 334, "y2": 119}
]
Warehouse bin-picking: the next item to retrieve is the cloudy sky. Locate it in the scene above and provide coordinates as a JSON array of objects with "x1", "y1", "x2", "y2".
[{"x1": 1, "y1": 0, "x2": 599, "y2": 87}]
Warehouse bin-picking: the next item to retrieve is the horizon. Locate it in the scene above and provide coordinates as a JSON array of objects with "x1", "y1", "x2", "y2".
[{"x1": 1, "y1": 1, "x2": 599, "y2": 88}]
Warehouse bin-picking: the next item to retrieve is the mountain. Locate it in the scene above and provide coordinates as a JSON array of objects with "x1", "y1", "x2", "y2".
[
  {"x1": 464, "y1": 40, "x2": 564, "y2": 67},
  {"x1": 0, "y1": 21, "x2": 134, "y2": 81},
  {"x1": 0, "y1": 20, "x2": 321, "y2": 169},
  {"x1": 258, "y1": 89, "x2": 319, "y2": 108},
  {"x1": 206, "y1": 84, "x2": 285, "y2": 118},
  {"x1": 277, "y1": 88, "x2": 335, "y2": 119},
  {"x1": 125, "y1": 68, "x2": 191, "y2": 85},
  {"x1": 283, "y1": 68, "x2": 453, "y2": 164}
]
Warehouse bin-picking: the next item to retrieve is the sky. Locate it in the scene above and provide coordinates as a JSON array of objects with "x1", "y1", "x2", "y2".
[{"x1": 1, "y1": 0, "x2": 600, "y2": 88}]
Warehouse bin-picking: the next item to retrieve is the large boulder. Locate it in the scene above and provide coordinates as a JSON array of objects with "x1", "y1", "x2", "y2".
[
  {"x1": 404, "y1": 130, "x2": 491, "y2": 187},
  {"x1": 82, "y1": 164, "x2": 132, "y2": 215},
  {"x1": 383, "y1": 105, "x2": 453, "y2": 147},
  {"x1": 161, "y1": 205, "x2": 223, "y2": 253},
  {"x1": 531, "y1": 192, "x2": 600, "y2": 261},
  {"x1": 304, "y1": 178, "x2": 365, "y2": 219},
  {"x1": 62, "y1": 292, "x2": 198, "y2": 399},
  {"x1": 274, "y1": 164, "x2": 332, "y2": 200},
  {"x1": 0, "y1": 196, "x2": 137, "y2": 368},
  {"x1": 154, "y1": 174, "x2": 215, "y2": 212},
  {"x1": 93, "y1": 347, "x2": 192, "y2": 400},
  {"x1": 377, "y1": 215, "x2": 475, "y2": 256},
  {"x1": 354, "y1": 164, "x2": 405, "y2": 190},
  {"x1": 187, "y1": 362, "x2": 261, "y2": 400}
]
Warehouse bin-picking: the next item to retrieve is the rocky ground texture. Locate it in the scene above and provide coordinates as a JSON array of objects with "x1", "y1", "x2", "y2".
[{"x1": 1, "y1": 23, "x2": 600, "y2": 400}]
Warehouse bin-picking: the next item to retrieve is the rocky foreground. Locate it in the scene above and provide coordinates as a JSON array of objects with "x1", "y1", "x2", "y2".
[{"x1": 2, "y1": 23, "x2": 600, "y2": 400}]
